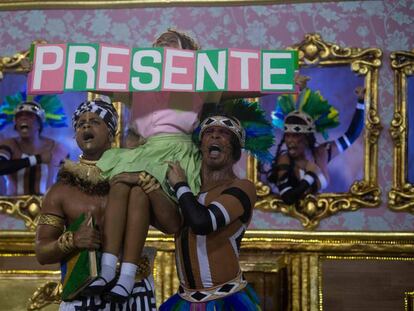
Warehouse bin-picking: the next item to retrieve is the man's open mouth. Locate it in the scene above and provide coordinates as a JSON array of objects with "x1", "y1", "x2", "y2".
[
  {"x1": 19, "y1": 123, "x2": 29, "y2": 130},
  {"x1": 83, "y1": 132, "x2": 95, "y2": 142},
  {"x1": 208, "y1": 145, "x2": 222, "y2": 157}
]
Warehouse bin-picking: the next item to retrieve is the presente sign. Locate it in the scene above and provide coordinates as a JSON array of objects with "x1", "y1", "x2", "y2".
[{"x1": 28, "y1": 43, "x2": 298, "y2": 94}]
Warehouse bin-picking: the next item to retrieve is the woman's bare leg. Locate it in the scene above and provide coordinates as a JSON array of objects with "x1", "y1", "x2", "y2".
[
  {"x1": 108, "y1": 186, "x2": 150, "y2": 300},
  {"x1": 103, "y1": 182, "x2": 131, "y2": 255},
  {"x1": 87, "y1": 182, "x2": 130, "y2": 291},
  {"x1": 123, "y1": 186, "x2": 150, "y2": 263},
  {"x1": 148, "y1": 189, "x2": 181, "y2": 234}
]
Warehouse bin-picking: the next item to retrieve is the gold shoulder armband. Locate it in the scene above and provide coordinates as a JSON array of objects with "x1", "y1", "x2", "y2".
[{"x1": 38, "y1": 214, "x2": 65, "y2": 232}]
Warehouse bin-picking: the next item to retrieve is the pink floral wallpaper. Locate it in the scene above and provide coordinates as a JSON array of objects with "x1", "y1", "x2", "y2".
[{"x1": 0, "y1": 1, "x2": 413, "y2": 231}]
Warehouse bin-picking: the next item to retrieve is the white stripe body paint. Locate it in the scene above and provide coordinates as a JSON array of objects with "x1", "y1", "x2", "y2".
[
  {"x1": 211, "y1": 201, "x2": 230, "y2": 225},
  {"x1": 196, "y1": 234, "x2": 213, "y2": 288}
]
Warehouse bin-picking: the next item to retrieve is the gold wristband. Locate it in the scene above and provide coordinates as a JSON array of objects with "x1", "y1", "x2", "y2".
[
  {"x1": 57, "y1": 231, "x2": 76, "y2": 254},
  {"x1": 38, "y1": 214, "x2": 65, "y2": 232}
]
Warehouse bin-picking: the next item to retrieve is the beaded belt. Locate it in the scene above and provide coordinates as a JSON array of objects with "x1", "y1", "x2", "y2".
[{"x1": 178, "y1": 272, "x2": 247, "y2": 303}]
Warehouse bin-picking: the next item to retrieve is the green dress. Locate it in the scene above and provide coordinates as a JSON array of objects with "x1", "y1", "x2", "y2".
[{"x1": 96, "y1": 133, "x2": 201, "y2": 200}]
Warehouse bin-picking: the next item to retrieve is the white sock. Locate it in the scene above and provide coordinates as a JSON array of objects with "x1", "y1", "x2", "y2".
[
  {"x1": 111, "y1": 262, "x2": 137, "y2": 297},
  {"x1": 90, "y1": 252, "x2": 117, "y2": 287}
]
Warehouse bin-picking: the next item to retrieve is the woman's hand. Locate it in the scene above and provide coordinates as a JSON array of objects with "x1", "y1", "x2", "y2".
[
  {"x1": 73, "y1": 212, "x2": 100, "y2": 251},
  {"x1": 166, "y1": 161, "x2": 187, "y2": 188},
  {"x1": 110, "y1": 172, "x2": 160, "y2": 194},
  {"x1": 110, "y1": 172, "x2": 139, "y2": 186},
  {"x1": 138, "y1": 172, "x2": 160, "y2": 194}
]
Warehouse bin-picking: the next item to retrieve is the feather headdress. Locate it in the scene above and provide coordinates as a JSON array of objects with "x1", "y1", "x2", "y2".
[
  {"x1": 194, "y1": 98, "x2": 275, "y2": 162},
  {"x1": 0, "y1": 89, "x2": 67, "y2": 130},
  {"x1": 271, "y1": 88, "x2": 340, "y2": 139}
]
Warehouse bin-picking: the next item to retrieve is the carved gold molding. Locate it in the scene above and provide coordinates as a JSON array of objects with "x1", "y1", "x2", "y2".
[
  {"x1": 2, "y1": 229, "x2": 414, "y2": 254},
  {"x1": 0, "y1": 196, "x2": 42, "y2": 231},
  {"x1": 389, "y1": 50, "x2": 414, "y2": 213},
  {"x1": 0, "y1": 40, "x2": 46, "y2": 80},
  {"x1": 290, "y1": 33, "x2": 382, "y2": 68},
  {"x1": 27, "y1": 281, "x2": 61, "y2": 311},
  {"x1": 248, "y1": 33, "x2": 382, "y2": 229},
  {"x1": 1, "y1": 230, "x2": 414, "y2": 310}
]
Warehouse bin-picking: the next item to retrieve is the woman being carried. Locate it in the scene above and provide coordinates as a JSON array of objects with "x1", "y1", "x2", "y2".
[{"x1": 85, "y1": 29, "x2": 218, "y2": 303}]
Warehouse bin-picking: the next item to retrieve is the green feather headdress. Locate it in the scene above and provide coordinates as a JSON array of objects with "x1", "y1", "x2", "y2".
[
  {"x1": 271, "y1": 88, "x2": 340, "y2": 139},
  {"x1": 0, "y1": 89, "x2": 67, "y2": 130},
  {"x1": 194, "y1": 98, "x2": 275, "y2": 162}
]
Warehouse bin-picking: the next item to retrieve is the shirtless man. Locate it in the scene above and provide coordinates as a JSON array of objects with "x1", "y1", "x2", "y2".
[
  {"x1": 161, "y1": 115, "x2": 261, "y2": 310},
  {"x1": 35, "y1": 99, "x2": 157, "y2": 310},
  {"x1": 0, "y1": 101, "x2": 68, "y2": 195}
]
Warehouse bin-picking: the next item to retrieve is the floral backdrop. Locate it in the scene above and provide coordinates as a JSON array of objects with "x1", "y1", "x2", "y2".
[{"x1": 0, "y1": 0, "x2": 413, "y2": 231}]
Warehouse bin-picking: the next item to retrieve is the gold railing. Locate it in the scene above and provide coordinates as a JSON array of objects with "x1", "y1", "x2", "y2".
[{"x1": 1, "y1": 230, "x2": 414, "y2": 310}]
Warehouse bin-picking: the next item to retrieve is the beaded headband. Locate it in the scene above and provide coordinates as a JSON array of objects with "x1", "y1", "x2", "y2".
[
  {"x1": 199, "y1": 115, "x2": 245, "y2": 147},
  {"x1": 14, "y1": 101, "x2": 46, "y2": 123}
]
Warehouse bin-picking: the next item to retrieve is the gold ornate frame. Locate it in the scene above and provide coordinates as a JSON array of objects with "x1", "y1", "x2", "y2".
[
  {"x1": 389, "y1": 50, "x2": 414, "y2": 213},
  {"x1": 0, "y1": 195, "x2": 42, "y2": 231},
  {"x1": 0, "y1": 40, "x2": 46, "y2": 80},
  {"x1": 248, "y1": 33, "x2": 382, "y2": 229},
  {"x1": 0, "y1": 44, "x2": 42, "y2": 231},
  {"x1": 0, "y1": 43, "x2": 125, "y2": 230}
]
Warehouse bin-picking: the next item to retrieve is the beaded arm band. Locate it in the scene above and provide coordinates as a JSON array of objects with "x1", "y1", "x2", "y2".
[
  {"x1": 38, "y1": 214, "x2": 65, "y2": 232},
  {"x1": 57, "y1": 231, "x2": 76, "y2": 254}
]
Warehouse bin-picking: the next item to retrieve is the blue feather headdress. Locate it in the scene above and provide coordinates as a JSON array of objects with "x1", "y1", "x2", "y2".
[
  {"x1": 194, "y1": 98, "x2": 275, "y2": 162},
  {"x1": 0, "y1": 88, "x2": 67, "y2": 130},
  {"x1": 271, "y1": 88, "x2": 340, "y2": 140}
]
